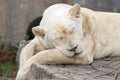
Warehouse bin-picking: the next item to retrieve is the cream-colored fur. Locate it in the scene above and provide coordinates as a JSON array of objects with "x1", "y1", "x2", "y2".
[{"x1": 16, "y1": 3, "x2": 120, "y2": 80}]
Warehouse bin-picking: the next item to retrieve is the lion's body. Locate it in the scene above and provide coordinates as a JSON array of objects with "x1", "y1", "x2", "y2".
[
  {"x1": 16, "y1": 4, "x2": 120, "y2": 80},
  {"x1": 81, "y1": 8, "x2": 120, "y2": 59}
]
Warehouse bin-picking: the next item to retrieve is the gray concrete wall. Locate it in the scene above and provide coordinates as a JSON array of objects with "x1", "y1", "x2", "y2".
[
  {"x1": 0, "y1": 0, "x2": 10, "y2": 45},
  {"x1": 0, "y1": 0, "x2": 120, "y2": 49},
  {"x1": 0, "y1": 0, "x2": 70, "y2": 49}
]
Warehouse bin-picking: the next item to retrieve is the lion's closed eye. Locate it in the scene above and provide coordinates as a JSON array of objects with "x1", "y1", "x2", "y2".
[
  {"x1": 58, "y1": 36, "x2": 64, "y2": 40},
  {"x1": 55, "y1": 35, "x2": 64, "y2": 40}
]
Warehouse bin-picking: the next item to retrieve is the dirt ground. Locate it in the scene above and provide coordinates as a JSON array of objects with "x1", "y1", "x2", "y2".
[{"x1": 0, "y1": 50, "x2": 18, "y2": 78}]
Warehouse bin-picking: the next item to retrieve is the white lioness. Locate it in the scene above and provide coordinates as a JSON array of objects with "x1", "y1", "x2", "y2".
[{"x1": 16, "y1": 3, "x2": 120, "y2": 80}]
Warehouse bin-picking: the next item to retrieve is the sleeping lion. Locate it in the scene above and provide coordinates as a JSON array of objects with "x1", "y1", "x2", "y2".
[{"x1": 16, "y1": 3, "x2": 120, "y2": 80}]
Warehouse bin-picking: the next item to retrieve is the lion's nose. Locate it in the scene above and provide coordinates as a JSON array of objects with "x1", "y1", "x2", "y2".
[{"x1": 68, "y1": 45, "x2": 78, "y2": 52}]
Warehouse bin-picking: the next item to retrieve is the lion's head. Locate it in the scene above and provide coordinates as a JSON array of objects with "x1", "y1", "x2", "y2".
[{"x1": 32, "y1": 4, "x2": 85, "y2": 57}]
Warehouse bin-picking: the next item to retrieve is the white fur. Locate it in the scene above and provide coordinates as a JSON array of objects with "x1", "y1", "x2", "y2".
[{"x1": 16, "y1": 3, "x2": 120, "y2": 80}]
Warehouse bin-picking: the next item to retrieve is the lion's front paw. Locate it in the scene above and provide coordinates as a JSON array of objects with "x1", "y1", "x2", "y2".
[
  {"x1": 16, "y1": 73, "x2": 27, "y2": 80},
  {"x1": 76, "y1": 56, "x2": 93, "y2": 65},
  {"x1": 16, "y1": 66, "x2": 29, "y2": 80}
]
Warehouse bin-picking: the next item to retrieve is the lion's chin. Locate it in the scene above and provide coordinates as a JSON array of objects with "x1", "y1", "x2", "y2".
[
  {"x1": 63, "y1": 51, "x2": 75, "y2": 57},
  {"x1": 61, "y1": 49, "x2": 83, "y2": 57},
  {"x1": 74, "y1": 50, "x2": 83, "y2": 56},
  {"x1": 56, "y1": 46, "x2": 83, "y2": 57}
]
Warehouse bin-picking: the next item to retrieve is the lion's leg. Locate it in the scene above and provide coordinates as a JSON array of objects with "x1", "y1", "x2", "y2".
[
  {"x1": 19, "y1": 42, "x2": 35, "y2": 69},
  {"x1": 16, "y1": 49, "x2": 81, "y2": 80},
  {"x1": 19, "y1": 37, "x2": 45, "y2": 69}
]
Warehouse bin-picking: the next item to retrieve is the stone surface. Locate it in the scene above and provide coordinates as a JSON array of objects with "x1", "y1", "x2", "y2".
[
  {"x1": 27, "y1": 57, "x2": 120, "y2": 80},
  {"x1": 17, "y1": 40, "x2": 120, "y2": 80}
]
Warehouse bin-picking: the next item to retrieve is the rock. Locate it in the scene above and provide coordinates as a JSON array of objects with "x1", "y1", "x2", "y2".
[{"x1": 17, "y1": 40, "x2": 120, "y2": 80}]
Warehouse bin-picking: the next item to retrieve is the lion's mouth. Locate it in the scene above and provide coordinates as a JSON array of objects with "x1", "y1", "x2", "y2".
[
  {"x1": 74, "y1": 50, "x2": 83, "y2": 56},
  {"x1": 67, "y1": 44, "x2": 83, "y2": 56}
]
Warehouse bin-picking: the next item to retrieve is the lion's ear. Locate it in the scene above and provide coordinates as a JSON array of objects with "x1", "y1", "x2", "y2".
[
  {"x1": 69, "y1": 3, "x2": 80, "y2": 18},
  {"x1": 32, "y1": 26, "x2": 45, "y2": 38}
]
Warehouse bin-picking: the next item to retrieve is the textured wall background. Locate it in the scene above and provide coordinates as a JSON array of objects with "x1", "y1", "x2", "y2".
[
  {"x1": 0, "y1": 0, "x2": 120, "y2": 49},
  {"x1": 0, "y1": 0, "x2": 69, "y2": 49}
]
